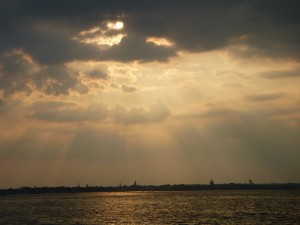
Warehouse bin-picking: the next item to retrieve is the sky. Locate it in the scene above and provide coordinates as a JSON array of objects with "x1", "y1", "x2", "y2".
[{"x1": 0, "y1": 0, "x2": 299, "y2": 188}]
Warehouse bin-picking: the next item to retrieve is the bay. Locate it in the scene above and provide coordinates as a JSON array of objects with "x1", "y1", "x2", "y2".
[{"x1": 1, "y1": 190, "x2": 299, "y2": 224}]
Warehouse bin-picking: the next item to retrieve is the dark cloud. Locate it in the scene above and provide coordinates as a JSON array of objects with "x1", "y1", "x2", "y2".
[
  {"x1": 0, "y1": 0, "x2": 176, "y2": 65},
  {"x1": 0, "y1": 51, "x2": 89, "y2": 97},
  {"x1": 35, "y1": 65, "x2": 88, "y2": 95},
  {"x1": 0, "y1": 51, "x2": 35, "y2": 97},
  {"x1": 23, "y1": 33, "x2": 101, "y2": 66},
  {"x1": 124, "y1": 0, "x2": 300, "y2": 59},
  {"x1": 246, "y1": 93, "x2": 285, "y2": 101},
  {"x1": 0, "y1": 0, "x2": 299, "y2": 97},
  {"x1": 1, "y1": 0, "x2": 299, "y2": 66}
]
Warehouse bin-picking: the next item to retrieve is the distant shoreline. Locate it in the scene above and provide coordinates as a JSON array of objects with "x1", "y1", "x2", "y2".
[{"x1": 1, "y1": 183, "x2": 300, "y2": 195}]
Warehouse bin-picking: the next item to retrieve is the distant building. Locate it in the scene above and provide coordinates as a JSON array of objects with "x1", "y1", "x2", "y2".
[{"x1": 210, "y1": 179, "x2": 214, "y2": 186}]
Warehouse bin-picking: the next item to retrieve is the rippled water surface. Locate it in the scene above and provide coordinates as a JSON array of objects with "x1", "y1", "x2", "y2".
[{"x1": 1, "y1": 190, "x2": 299, "y2": 224}]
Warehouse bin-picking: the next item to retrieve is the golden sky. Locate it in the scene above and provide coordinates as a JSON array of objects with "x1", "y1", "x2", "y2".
[{"x1": 0, "y1": 0, "x2": 299, "y2": 188}]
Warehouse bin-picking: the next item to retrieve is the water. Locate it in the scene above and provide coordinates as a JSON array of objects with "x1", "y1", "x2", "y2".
[{"x1": 1, "y1": 190, "x2": 299, "y2": 224}]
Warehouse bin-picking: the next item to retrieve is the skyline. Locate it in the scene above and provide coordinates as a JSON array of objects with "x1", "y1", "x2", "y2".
[{"x1": 0, "y1": 0, "x2": 300, "y2": 188}]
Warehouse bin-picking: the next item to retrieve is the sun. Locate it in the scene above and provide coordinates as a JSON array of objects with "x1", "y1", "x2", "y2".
[
  {"x1": 107, "y1": 21, "x2": 124, "y2": 30},
  {"x1": 115, "y1": 21, "x2": 124, "y2": 29}
]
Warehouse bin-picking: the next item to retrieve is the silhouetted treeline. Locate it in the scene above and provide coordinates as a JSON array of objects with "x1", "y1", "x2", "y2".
[{"x1": 1, "y1": 183, "x2": 300, "y2": 195}]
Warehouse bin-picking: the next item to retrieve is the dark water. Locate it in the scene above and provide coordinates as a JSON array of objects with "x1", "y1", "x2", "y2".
[{"x1": 0, "y1": 190, "x2": 299, "y2": 224}]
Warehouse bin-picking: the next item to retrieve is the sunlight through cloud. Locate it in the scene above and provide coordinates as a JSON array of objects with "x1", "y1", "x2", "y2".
[
  {"x1": 107, "y1": 21, "x2": 124, "y2": 30},
  {"x1": 73, "y1": 22, "x2": 126, "y2": 47},
  {"x1": 146, "y1": 37, "x2": 174, "y2": 46}
]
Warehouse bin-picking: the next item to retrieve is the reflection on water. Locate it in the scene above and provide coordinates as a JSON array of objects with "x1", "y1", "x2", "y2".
[{"x1": 1, "y1": 190, "x2": 299, "y2": 224}]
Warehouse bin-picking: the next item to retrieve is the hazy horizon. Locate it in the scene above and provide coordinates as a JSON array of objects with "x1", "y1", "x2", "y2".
[
  {"x1": 0, "y1": 0, "x2": 299, "y2": 188},
  {"x1": 2, "y1": 178, "x2": 299, "y2": 190}
]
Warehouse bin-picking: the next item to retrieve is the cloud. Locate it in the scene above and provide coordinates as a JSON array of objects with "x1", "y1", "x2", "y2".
[
  {"x1": 1, "y1": 0, "x2": 299, "y2": 98},
  {"x1": 110, "y1": 83, "x2": 119, "y2": 89},
  {"x1": 149, "y1": 100, "x2": 172, "y2": 121},
  {"x1": 0, "y1": 50, "x2": 90, "y2": 98},
  {"x1": 66, "y1": 127, "x2": 127, "y2": 162},
  {"x1": 1, "y1": 101, "x2": 299, "y2": 183},
  {"x1": 0, "y1": 126, "x2": 69, "y2": 160},
  {"x1": 1, "y1": 0, "x2": 299, "y2": 69},
  {"x1": 170, "y1": 106, "x2": 300, "y2": 180},
  {"x1": 87, "y1": 69, "x2": 109, "y2": 80},
  {"x1": 1, "y1": 0, "x2": 300, "y2": 186},
  {"x1": 29, "y1": 100, "x2": 171, "y2": 124},
  {"x1": 113, "y1": 101, "x2": 171, "y2": 124},
  {"x1": 30, "y1": 100, "x2": 77, "y2": 110},
  {"x1": 36, "y1": 65, "x2": 89, "y2": 96},
  {"x1": 246, "y1": 93, "x2": 285, "y2": 101},
  {"x1": 124, "y1": 0, "x2": 300, "y2": 60},
  {"x1": 30, "y1": 101, "x2": 108, "y2": 123},
  {"x1": 121, "y1": 84, "x2": 137, "y2": 93},
  {"x1": 260, "y1": 69, "x2": 300, "y2": 79},
  {"x1": 222, "y1": 82, "x2": 243, "y2": 88},
  {"x1": 103, "y1": 34, "x2": 176, "y2": 62},
  {"x1": 0, "y1": 2, "x2": 176, "y2": 65},
  {"x1": 0, "y1": 50, "x2": 37, "y2": 97},
  {"x1": 177, "y1": 103, "x2": 300, "y2": 124},
  {"x1": 267, "y1": 105, "x2": 300, "y2": 118}
]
